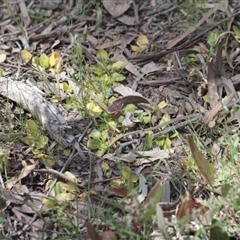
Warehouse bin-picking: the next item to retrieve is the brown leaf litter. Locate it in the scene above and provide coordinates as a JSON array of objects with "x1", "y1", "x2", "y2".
[{"x1": 1, "y1": 0, "x2": 240, "y2": 239}]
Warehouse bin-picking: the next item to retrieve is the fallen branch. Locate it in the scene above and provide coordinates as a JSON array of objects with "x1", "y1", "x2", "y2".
[{"x1": 0, "y1": 77, "x2": 86, "y2": 161}]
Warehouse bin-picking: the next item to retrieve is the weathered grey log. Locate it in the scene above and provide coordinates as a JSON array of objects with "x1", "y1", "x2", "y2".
[{"x1": 0, "y1": 77, "x2": 86, "y2": 161}]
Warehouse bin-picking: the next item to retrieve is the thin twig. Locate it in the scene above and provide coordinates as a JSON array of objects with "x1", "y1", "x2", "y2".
[
  {"x1": 21, "y1": 149, "x2": 77, "y2": 234},
  {"x1": 109, "y1": 113, "x2": 202, "y2": 147}
]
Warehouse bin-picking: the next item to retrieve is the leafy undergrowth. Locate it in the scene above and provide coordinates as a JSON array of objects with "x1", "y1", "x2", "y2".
[{"x1": 1, "y1": 0, "x2": 240, "y2": 239}]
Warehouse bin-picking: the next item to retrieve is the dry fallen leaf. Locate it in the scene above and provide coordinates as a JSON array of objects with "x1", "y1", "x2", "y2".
[
  {"x1": 101, "y1": 231, "x2": 117, "y2": 240},
  {"x1": 85, "y1": 220, "x2": 101, "y2": 240},
  {"x1": 110, "y1": 187, "x2": 128, "y2": 198},
  {"x1": 0, "y1": 53, "x2": 6, "y2": 63},
  {"x1": 102, "y1": 0, "x2": 132, "y2": 18},
  {"x1": 18, "y1": 164, "x2": 36, "y2": 181},
  {"x1": 177, "y1": 193, "x2": 202, "y2": 220},
  {"x1": 116, "y1": 14, "x2": 135, "y2": 26},
  {"x1": 177, "y1": 192, "x2": 209, "y2": 224}
]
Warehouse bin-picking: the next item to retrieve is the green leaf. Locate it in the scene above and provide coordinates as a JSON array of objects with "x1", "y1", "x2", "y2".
[
  {"x1": 0, "y1": 68, "x2": 4, "y2": 77},
  {"x1": 39, "y1": 155, "x2": 55, "y2": 167},
  {"x1": 45, "y1": 179, "x2": 54, "y2": 189},
  {"x1": 43, "y1": 197, "x2": 58, "y2": 209},
  {"x1": 25, "y1": 120, "x2": 39, "y2": 137},
  {"x1": 0, "y1": 216, "x2": 6, "y2": 224},
  {"x1": 60, "y1": 182, "x2": 78, "y2": 193},
  {"x1": 121, "y1": 165, "x2": 132, "y2": 183},
  {"x1": 53, "y1": 182, "x2": 64, "y2": 196},
  {"x1": 101, "y1": 129, "x2": 108, "y2": 141},
  {"x1": 111, "y1": 61, "x2": 125, "y2": 71},
  {"x1": 123, "y1": 104, "x2": 135, "y2": 114},
  {"x1": 221, "y1": 184, "x2": 231, "y2": 197},
  {"x1": 39, "y1": 53, "x2": 50, "y2": 69},
  {"x1": 186, "y1": 53, "x2": 199, "y2": 64},
  {"x1": 0, "y1": 152, "x2": 8, "y2": 172},
  {"x1": 145, "y1": 132, "x2": 153, "y2": 150},
  {"x1": 55, "y1": 192, "x2": 76, "y2": 201},
  {"x1": 20, "y1": 50, "x2": 32, "y2": 63},
  {"x1": 111, "y1": 72, "x2": 125, "y2": 82},
  {"x1": 5, "y1": 177, "x2": 17, "y2": 184},
  {"x1": 107, "y1": 121, "x2": 117, "y2": 130},
  {"x1": 158, "y1": 101, "x2": 167, "y2": 109},
  {"x1": 97, "y1": 49, "x2": 109, "y2": 59},
  {"x1": 96, "y1": 142, "x2": 108, "y2": 156},
  {"x1": 143, "y1": 180, "x2": 162, "y2": 220},
  {"x1": 102, "y1": 74, "x2": 111, "y2": 83},
  {"x1": 210, "y1": 219, "x2": 229, "y2": 240},
  {"x1": 101, "y1": 162, "x2": 112, "y2": 177},
  {"x1": 163, "y1": 137, "x2": 171, "y2": 149},
  {"x1": 159, "y1": 114, "x2": 170, "y2": 129},
  {"x1": 35, "y1": 135, "x2": 48, "y2": 149},
  {"x1": 0, "y1": 196, "x2": 6, "y2": 210},
  {"x1": 170, "y1": 131, "x2": 178, "y2": 138},
  {"x1": 137, "y1": 34, "x2": 149, "y2": 47},
  {"x1": 56, "y1": 82, "x2": 73, "y2": 93},
  {"x1": 97, "y1": 149, "x2": 106, "y2": 157},
  {"x1": 233, "y1": 25, "x2": 240, "y2": 42},
  {"x1": 155, "y1": 136, "x2": 171, "y2": 149},
  {"x1": 142, "y1": 115, "x2": 151, "y2": 124},
  {"x1": 207, "y1": 30, "x2": 219, "y2": 46},
  {"x1": 93, "y1": 64, "x2": 106, "y2": 76},
  {"x1": 121, "y1": 166, "x2": 138, "y2": 185},
  {"x1": 24, "y1": 134, "x2": 35, "y2": 146},
  {"x1": 155, "y1": 136, "x2": 165, "y2": 148},
  {"x1": 87, "y1": 139, "x2": 100, "y2": 150},
  {"x1": 86, "y1": 101, "x2": 103, "y2": 116},
  {"x1": 203, "y1": 94, "x2": 210, "y2": 103},
  {"x1": 89, "y1": 129, "x2": 101, "y2": 139}
]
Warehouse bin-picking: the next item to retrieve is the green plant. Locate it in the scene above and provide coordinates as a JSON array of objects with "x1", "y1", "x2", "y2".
[
  {"x1": 178, "y1": 0, "x2": 212, "y2": 28},
  {"x1": 23, "y1": 119, "x2": 55, "y2": 166}
]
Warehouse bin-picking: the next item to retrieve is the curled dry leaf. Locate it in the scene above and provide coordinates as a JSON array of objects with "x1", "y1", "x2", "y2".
[
  {"x1": 110, "y1": 187, "x2": 128, "y2": 198},
  {"x1": 17, "y1": 164, "x2": 36, "y2": 182},
  {"x1": 177, "y1": 192, "x2": 209, "y2": 224},
  {"x1": 177, "y1": 195, "x2": 202, "y2": 220}
]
